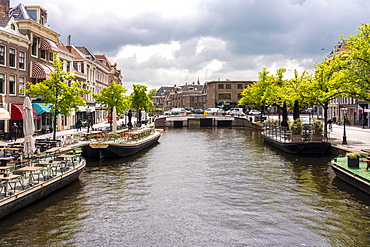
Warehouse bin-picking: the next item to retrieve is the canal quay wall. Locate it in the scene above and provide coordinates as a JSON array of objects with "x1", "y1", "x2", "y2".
[
  {"x1": 1, "y1": 118, "x2": 368, "y2": 158},
  {"x1": 154, "y1": 116, "x2": 261, "y2": 129}
]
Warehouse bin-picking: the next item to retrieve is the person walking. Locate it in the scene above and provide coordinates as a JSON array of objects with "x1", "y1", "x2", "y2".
[
  {"x1": 76, "y1": 119, "x2": 82, "y2": 131},
  {"x1": 327, "y1": 119, "x2": 333, "y2": 131},
  {"x1": 11, "y1": 122, "x2": 18, "y2": 141}
]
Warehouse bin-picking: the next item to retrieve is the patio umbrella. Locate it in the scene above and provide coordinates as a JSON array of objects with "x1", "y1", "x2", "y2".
[
  {"x1": 281, "y1": 101, "x2": 289, "y2": 128},
  {"x1": 293, "y1": 99, "x2": 300, "y2": 121},
  {"x1": 127, "y1": 110, "x2": 132, "y2": 129},
  {"x1": 0, "y1": 108, "x2": 10, "y2": 120},
  {"x1": 112, "y1": 106, "x2": 117, "y2": 135},
  {"x1": 23, "y1": 97, "x2": 36, "y2": 157}
]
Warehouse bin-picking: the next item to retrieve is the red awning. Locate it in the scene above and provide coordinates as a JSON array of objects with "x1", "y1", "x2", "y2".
[{"x1": 11, "y1": 104, "x2": 37, "y2": 120}]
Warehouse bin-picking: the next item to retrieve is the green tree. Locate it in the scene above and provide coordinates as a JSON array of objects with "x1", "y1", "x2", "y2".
[
  {"x1": 341, "y1": 23, "x2": 370, "y2": 101},
  {"x1": 239, "y1": 68, "x2": 287, "y2": 117},
  {"x1": 130, "y1": 84, "x2": 153, "y2": 113},
  {"x1": 24, "y1": 54, "x2": 90, "y2": 140},
  {"x1": 93, "y1": 81, "x2": 129, "y2": 128},
  {"x1": 299, "y1": 56, "x2": 347, "y2": 138}
]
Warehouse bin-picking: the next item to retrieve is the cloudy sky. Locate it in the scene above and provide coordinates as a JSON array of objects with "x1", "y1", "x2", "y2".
[{"x1": 14, "y1": 0, "x2": 370, "y2": 91}]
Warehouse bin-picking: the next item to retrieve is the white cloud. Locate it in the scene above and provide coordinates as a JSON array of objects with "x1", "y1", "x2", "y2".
[{"x1": 14, "y1": 0, "x2": 370, "y2": 90}]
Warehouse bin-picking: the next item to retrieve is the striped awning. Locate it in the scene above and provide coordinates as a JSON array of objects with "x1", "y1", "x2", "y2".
[
  {"x1": 31, "y1": 62, "x2": 52, "y2": 79},
  {"x1": 40, "y1": 37, "x2": 58, "y2": 52}
]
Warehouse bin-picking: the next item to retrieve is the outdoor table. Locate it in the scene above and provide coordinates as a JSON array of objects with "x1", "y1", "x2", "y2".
[
  {"x1": 1, "y1": 174, "x2": 21, "y2": 196},
  {"x1": 0, "y1": 166, "x2": 12, "y2": 176},
  {"x1": 17, "y1": 166, "x2": 43, "y2": 184},
  {"x1": 40, "y1": 160, "x2": 62, "y2": 177},
  {"x1": 58, "y1": 154, "x2": 76, "y2": 168},
  {"x1": 10, "y1": 159, "x2": 30, "y2": 169},
  {"x1": 0, "y1": 157, "x2": 14, "y2": 166}
]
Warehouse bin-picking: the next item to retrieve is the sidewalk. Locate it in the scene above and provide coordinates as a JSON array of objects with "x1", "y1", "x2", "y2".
[{"x1": 326, "y1": 124, "x2": 370, "y2": 155}]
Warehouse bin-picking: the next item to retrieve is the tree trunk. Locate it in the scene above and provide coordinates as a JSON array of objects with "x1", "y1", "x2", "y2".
[{"x1": 53, "y1": 114, "x2": 57, "y2": 140}]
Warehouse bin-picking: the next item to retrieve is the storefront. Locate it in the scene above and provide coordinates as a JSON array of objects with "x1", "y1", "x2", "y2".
[
  {"x1": 32, "y1": 103, "x2": 52, "y2": 131},
  {"x1": 10, "y1": 104, "x2": 37, "y2": 137}
]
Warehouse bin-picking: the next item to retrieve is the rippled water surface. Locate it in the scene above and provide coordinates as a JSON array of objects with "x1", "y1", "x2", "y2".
[{"x1": 1, "y1": 128, "x2": 370, "y2": 246}]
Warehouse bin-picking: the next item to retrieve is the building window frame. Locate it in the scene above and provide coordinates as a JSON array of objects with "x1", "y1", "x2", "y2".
[
  {"x1": 0, "y1": 73, "x2": 5, "y2": 94},
  {"x1": 19, "y1": 51, "x2": 26, "y2": 70},
  {"x1": 218, "y1": 93, "x2": 231, "y2": 100},
  {"x1": 0, "y1": 45, "x2": 5, "y2": 66},
  {"x1": 9, "y1": 75, "x2": 16, "y2": 95},
  {"x1": 31, "y1": 37, "x2": 38, "y2": 57},
  {"x1": 218, "y1": 84, "x2": 224, "y2": 89},
  {"x1": 19, "y1": 77, "x2": 25, "y2": 96},
  {"x1": 9, "y1": 48, "x2": 16, "y2": 68},
  {"x1": 226, "y1": 84, "x2": 231, "y2": 89}
]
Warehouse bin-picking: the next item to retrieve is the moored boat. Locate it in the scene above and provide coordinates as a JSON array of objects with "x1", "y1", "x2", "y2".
[
  {"x1": 82, "y1": 127, "x2": 162, "y2": 159},
  {"x1": 0, "y1": 154, "x2": 86, "y2": 219},
  {"x1": 331, "y1": 155, "x2": 370, "y2": 194},
  {"x1": 262, "y1": 122, "x2": 331, "y2": 155}
]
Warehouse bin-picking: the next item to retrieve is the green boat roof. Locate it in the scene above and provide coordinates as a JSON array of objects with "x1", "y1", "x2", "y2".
[{"x1": 333, "y1": 156, "x2": 370, "y2": 180}]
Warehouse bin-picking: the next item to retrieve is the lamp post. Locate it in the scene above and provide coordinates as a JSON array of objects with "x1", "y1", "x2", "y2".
[
  {"x1": 86, "y1": 106, "x2": 91, "y2": 133},
  {"x1": 341, "y1": 107, "x2": 348, "y2": 144}
]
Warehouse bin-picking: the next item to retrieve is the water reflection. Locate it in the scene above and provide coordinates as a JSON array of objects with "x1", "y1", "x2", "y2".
[{"x1": 1, "y1": 128, "x2": 370, "y2": 246}]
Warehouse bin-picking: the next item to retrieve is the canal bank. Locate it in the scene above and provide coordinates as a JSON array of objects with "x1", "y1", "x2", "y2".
[{"x1": 1, "y1": 118, "x2": 369, "y2": 156}]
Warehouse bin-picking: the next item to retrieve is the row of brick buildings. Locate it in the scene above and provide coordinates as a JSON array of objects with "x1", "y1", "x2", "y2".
[
  {"x1": 152, "y1": 80, "x2": 254, "y2": 113},
  {"x1": 0, "y1": 0, "x2": 122, "y2": 137}
]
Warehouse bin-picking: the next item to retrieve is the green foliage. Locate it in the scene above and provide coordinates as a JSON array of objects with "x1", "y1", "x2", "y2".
[
  {"x1": 130, "y1": 84, "x2": 153, "y2": 112},
  {"x1": 310, "y1": 119, "x2": 323, "y2": 135},
  {"x1": 345, "y1": 152, "x2": 359, "y2": 159},
  {"x1": 289, "y1": 118, "x2": 303, "y2": 135},
  {"x1": 93, "y1": 81, "x2": 129, "y2": 115},
  {"x1": 23, "y1": 53, "x2": 90, "y2": 139},
  {"x1": 341, "y1": 23, "x2": 370, "y2": 101}
]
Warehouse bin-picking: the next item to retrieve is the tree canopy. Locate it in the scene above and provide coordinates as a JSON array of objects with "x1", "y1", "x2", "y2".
[
  {"x1": 23, "y1": 54, "x2": 90, "y2": 140},
  {"x1": 130, "y1": 84, "x2": 153, "y2": 112}
]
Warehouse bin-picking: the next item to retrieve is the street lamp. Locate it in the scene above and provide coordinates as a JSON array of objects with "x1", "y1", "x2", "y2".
[
  {"x1": 86, "y1": 106, "x2": 91, "y2": 133},
  {"x1": 341, "y1": 107, "x2": 348, "y2": 144}
]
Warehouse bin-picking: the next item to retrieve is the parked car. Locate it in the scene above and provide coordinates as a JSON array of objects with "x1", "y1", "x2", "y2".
[
  {"x1": 184, "y1": 107, "x2": 195, "y2": 114},
  {"x1": 248, "y1": 109, "x2": 261, "y2": 115},
  {"x1": 226, "y1": 109, "x2": 246, "y2": 116},
  {"x1": 169, "y1": 108, "x2": 187, "y2": 115},
  {"x1": 194, "y1": 109, "x2": 204, "y2": 114}
]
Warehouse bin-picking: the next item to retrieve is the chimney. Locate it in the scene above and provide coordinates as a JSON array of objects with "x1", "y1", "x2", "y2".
[
  {"x1": 67, "y1": 35, "x2": 71, "y2": 46},
  {"x1": 0, "y1": 0, "x2": 9, "y2": 18}
]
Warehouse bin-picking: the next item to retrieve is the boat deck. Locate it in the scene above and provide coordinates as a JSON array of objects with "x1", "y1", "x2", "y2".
[
  {"x1": 0, "y1": 153, "x2": 84, "y2": 201},
  {"x1": 333, "y1": 156, "x2": 370, "y2": 180}
]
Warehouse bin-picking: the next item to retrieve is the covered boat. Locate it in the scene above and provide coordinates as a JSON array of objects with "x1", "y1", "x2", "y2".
[{"x1": 82, "y1": 128, "x2": 162, "y2": 159}]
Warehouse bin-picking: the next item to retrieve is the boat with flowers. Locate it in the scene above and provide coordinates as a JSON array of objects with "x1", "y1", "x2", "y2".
[
  {"x1": 331, "y1": 153, "x2": 370, "y2": 194},
  {"x1": 81, "y1": 127, "x2": 163, "y2": 159}
]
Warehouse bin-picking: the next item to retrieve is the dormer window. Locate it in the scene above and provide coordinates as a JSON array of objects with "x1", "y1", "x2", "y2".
[{"x1": 10, "y1": 24, "x2": 15, "y2": 30}]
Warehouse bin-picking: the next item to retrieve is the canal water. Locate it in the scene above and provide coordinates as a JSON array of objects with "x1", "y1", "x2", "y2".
[{"x1": 1, "y1": 128, "x2": 370, "y2": 246}]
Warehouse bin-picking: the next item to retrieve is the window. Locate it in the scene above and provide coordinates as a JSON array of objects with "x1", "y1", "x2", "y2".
[
  {"x1": 40, "y1": 50, "x2": 45, "y2": 59},
  {"x1": 66, "y1": 61, "x2": 71, "y2": 72},
  {"x1": 237, "y1": 84, "x2": 243, "y2": 89},
  {"x1": 48, "y1": 52, "x2": 53, "y2": 61},
  {"x1": 0, "y1": 74, "x2": 4, "y2": 94},
  {"x1": 218, "y1": 84, "x2": 224, "y2": 89},
  {"x1": 19, "y1": 51, "x2": 25, "y2": 70},
  {"x1": 32, "y1": 37, "x2": 38, "y2": 56},
  {"x1": 218, "y1": 93, "x2": 231, "y2": 100},
  {"x1": 9, "y1": 75, "x2": 15, "y2": 95},
  {"x1": 19, "y1": 77, "x2": 25, "y2": 95},
  {"x1": 226, "y1": 84, "x2": 231, "y2": 89},
  {"x1": 0, "y1": 45, "x2": 4, "y2": 65},
  {"x1": 9, "y1": 48, "x2": 16, "y2": 68}
]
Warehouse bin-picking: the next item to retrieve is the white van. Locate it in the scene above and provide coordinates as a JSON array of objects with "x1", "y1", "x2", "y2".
[{"x1": 205, "y1": 108, "x2": 224, "y2": 115}]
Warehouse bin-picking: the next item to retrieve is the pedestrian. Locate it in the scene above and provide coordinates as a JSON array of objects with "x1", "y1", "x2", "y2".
[
  {"x1": 11, "y1": 122, "x2": 18, "y2": 141},
  {"x1": 361, "y1": 117, "x2": 367, "y2": 129},
  {"x1": 76, "y1": 119, "x2": 82, "y2": 131},
  {"x1": 327, "y1": 119, "x2": 333, "y2": 131}
]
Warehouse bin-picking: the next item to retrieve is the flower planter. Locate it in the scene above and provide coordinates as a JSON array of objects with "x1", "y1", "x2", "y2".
[
  {"x1": 347, "y1": 157, "x2": 359, "y2": 167},
  {"x1": 291, "y1": 135, "x2": 302, "y2": 142},
  {"x1": 311, "y1": 135, "x2": 323, "y2": 141}
]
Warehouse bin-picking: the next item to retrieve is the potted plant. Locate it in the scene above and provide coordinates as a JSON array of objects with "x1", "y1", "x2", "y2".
[
  {"x1": 289, "y1": 118, "x2": 303, "y2": 142},
  {"x1": 310, "y1": 120, "x2": 323, "y2": 141},
  {"x1": 41, "y1": 127, "x2": 47, "y2": 134},
  {"x1": 49, "y1": 127, "x2": 54, "y2": 133},
  {"x1": 346, "y1": 152, "x2": 359, "y2": 167}
]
